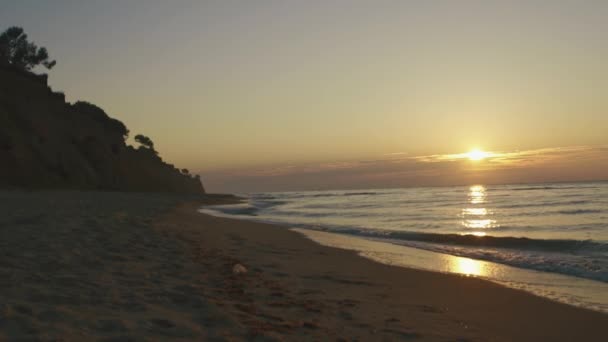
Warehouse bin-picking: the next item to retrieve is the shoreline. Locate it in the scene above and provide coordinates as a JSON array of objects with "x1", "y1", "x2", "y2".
[
  {"x1": 290, "y1": 227, "x2": 608, "y2": 313},
  {"x1": 1, "y1": 191, "x2": 605, "y2": 340},
  {"x1": 185, "y1": 199, "x2": 607, "y2": 340},
  {"x1": 200, "y1": 196, "x2": 608, "y2": 313}
]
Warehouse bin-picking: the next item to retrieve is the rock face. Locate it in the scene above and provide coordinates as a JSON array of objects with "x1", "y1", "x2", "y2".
[{"x1": 0, "y1": 66, "x2": 205, "y2": 193}]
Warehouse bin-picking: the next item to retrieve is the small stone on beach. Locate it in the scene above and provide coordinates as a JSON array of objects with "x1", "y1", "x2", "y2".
[{"x1": 232, "y1": 263, "x2": 248, "y2": 275}]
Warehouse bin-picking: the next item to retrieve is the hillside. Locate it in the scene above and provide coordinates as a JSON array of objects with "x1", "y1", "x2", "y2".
[{"x1": 0, "y1": 66, "x2": 204, "y2": 193}]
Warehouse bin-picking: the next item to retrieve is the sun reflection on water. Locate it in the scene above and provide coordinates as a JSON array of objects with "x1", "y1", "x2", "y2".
[
  {"x1": 449, "y1": 256, "x2": 487, "y2": 277},
  {"x1": 461, "y1": 185, "x2": 498, "y2": 232},
  {"x1": 468, "y1": 185, "x2": 486, "y2": 204},
  {"x1": 462, "y1": 219, "x2": 496, "y2": 229},
  {"x1": 456, "y1": 258, "x2": 483, "y2": 276},
  {"x1": 462, "y1": 231, "x2": 487, "y2": 237},
  {"x1": 462, "y1": 208, "x2": 488, "y2": 216}
]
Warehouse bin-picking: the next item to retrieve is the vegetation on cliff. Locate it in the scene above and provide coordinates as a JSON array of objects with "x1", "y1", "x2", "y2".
[
  {"x1": 0, "y1": 26, "x2": 55, "y2": 70},
  {"x1": 0, "y1": 27, "x2": 204, "y2": 193}
]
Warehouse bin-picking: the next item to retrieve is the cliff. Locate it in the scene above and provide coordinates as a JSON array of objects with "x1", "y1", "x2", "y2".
[{"x1": 0, "y1": 66, "x2": 205, "y2": 193}]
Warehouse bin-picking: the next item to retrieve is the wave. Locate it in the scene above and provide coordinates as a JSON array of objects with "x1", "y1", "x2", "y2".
[
  {"x1": 393, "y1": 240, "x2": 608, "y2": 283},
  {"x1": 509, "y1": 185, "x2": 598, "y2": 191},
  {"x1": 344, "y1": 191, "x2": 380, "y2": 196},
  {"x1": 511, "y1": 186, "x2": 561, "y2": 191},
  {"x1": 298, "y1": 203, "x2": 379, "y2": 210},
  {"x1": 201, "y1": 183, "x2": 608, "y2": 283},
  {"x1": 303, "y1": 226, "x2": 608, "y2": 282},
  {"x1": 208, "y1": 204, "x2": 260, "y2": 216},
  {"x1": 251, "y1": 200, "x2": 288, "y2": 209},
  {"x1": 306, "y1": 227, "x2": 608, "y2": 253},
  {"x1": 305, "y1": 191, "x2": 380, "y2": 198},
  {"x1": 492, "y1": 208, "x2": 603, "y2": 217},
  {"x1": 496, "y1": 200, "x2": 589, "y2": 209},
  {"x1": 268, "y1": 191, "x2": 381, "y2": 199},
  {"x1": 557, "y1": 209, "x2": 603, "y2": 215}
]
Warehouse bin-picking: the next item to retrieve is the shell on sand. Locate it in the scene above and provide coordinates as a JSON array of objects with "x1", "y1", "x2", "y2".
[{"x1": 232, "y1": 263, "x2": 248, "y2": 275}]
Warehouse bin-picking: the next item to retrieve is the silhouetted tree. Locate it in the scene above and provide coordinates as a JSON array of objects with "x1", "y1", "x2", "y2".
[
  {"x1": 0, "y1": 27, "x2": 56, "y2": 71},
  {"x1": 134, "y1": 134, "x2": 155, "y2": 150},
  {"x1": 181, "y1": 168, "x2": 190, "y2": 175},
  {"x1": 72, "y1": 101, "x2": 129, "y2": 140}
]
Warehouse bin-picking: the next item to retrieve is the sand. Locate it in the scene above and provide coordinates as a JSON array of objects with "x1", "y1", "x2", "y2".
[{"x1": 0, "y1": 191, "x2": 606, "y2": 341}]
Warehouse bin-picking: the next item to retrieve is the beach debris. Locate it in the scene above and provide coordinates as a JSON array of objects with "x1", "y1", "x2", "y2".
[{"x1": 232, "y1": 263, "x2": 248, "y2": 275}]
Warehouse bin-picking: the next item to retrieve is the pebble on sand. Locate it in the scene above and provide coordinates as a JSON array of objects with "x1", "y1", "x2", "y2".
[{"x1": 232, "y1": 263, "x2": 248, "y2": 275}]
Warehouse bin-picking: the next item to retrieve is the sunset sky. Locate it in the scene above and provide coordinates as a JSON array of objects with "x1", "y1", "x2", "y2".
[{"x1": 3, "y1": 1, "x2": 607, "y2": 192}]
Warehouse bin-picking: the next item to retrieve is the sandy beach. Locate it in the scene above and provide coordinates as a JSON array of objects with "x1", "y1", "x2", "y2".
[{"x1": 1, "y1": 191, "x2": 606, "y2": 341}]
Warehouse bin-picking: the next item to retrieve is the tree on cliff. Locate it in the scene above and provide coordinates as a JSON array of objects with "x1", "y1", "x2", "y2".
[
  {"x1": 0, "y1": 27, "x2": 56, "y2": 71},
  {"x1": 134, "y1": 134, "x2": 155, "y2": 152},
  {"x1": 72, "y1": 102, "x2": 129, "y2": 140}
]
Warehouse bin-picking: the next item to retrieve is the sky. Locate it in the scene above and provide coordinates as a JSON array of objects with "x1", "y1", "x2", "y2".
[{"x1": 2, "y1": 0, "x2": 607, "y2": 192}]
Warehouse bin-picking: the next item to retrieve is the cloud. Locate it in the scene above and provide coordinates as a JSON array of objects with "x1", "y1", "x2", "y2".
[{"x1": 200, "y1": 145, "x2": 608, "y2": 193}]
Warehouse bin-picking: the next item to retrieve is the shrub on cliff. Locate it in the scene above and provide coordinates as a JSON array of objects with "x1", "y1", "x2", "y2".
[
  {"x1": 0, "y1": 27, "x2": 56, "y2": 71},
  {"x1": 134, "y1": 134, "x2": 156, "y2": 152}
]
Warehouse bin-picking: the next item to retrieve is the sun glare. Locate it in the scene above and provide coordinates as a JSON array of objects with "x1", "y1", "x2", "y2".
[{"x1": 467, "y1": 149, "x2": 489, "y2": 161}]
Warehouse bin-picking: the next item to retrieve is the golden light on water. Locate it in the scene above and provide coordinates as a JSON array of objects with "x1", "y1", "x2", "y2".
[
  {"x1": 462, "y1": 208, "x2": 487, "y2": 216},
  {"x1": 461, "y1": 185, "x2": 498, "y2": 232},
  {"x1": 468, "y1": 185, "x2": 486, "y2": 204},
  {"x1": 445, "y1": 255, "x2": 507, "y2": 279},
  {"x1": 462, "y1": 219, "x2": 495, "y2": 229},
  {"x1": 451, "y1": 256, "x2": 486, "y2": 276}
]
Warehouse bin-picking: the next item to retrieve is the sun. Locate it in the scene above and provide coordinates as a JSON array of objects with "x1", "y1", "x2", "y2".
[{"x1": 467, "y1": 149, "x2": 489, "y2": 161}]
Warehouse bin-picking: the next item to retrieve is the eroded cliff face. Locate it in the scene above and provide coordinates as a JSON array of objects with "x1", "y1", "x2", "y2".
[{"x1": 0, "y1": 66, "x2": 205, "y2": 193}]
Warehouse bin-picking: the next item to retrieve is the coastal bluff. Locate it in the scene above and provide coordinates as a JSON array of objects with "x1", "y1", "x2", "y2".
[{"x1": 0, "y1": 66, "x2": 204, "y2": 193}]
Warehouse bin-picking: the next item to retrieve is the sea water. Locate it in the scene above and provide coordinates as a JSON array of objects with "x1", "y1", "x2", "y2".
[{"x1": 200, "y1": 182, "x2": 608, "y2": 312}]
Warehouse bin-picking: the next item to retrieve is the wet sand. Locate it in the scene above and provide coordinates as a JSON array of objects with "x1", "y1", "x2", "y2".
[{"x1": 0, "y1": 191, "x2": 606, "y2": 341}]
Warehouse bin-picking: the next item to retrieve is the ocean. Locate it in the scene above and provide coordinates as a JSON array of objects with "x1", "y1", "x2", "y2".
[{"x1": 200, "y1": 181, "x2": 608, "y2": 312}]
